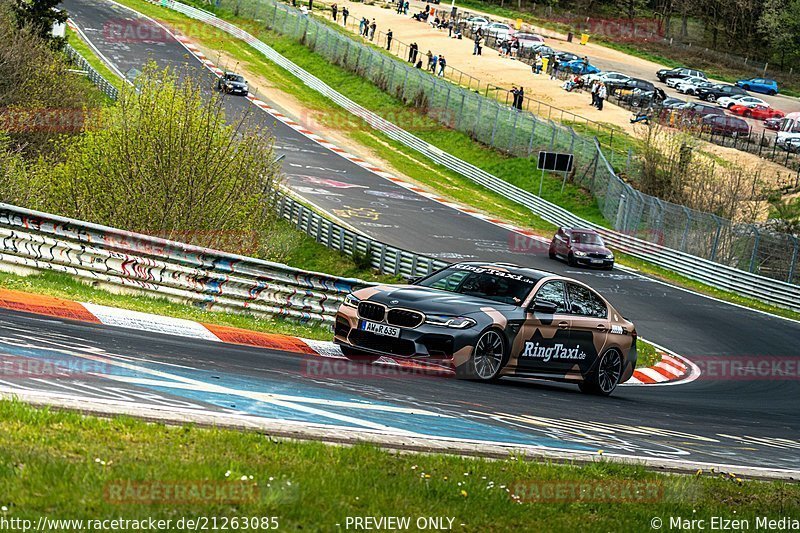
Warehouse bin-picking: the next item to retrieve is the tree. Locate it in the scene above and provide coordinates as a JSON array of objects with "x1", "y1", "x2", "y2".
[
  {"x1": 758, "y1": 0, "x2": 800, "y2": 68},
  {"x1": 3, "y1": 64, "x2": 284, "y2": 256},
  {"x1": 12, "y1": 0, "x2": 66, "y2": 49}
]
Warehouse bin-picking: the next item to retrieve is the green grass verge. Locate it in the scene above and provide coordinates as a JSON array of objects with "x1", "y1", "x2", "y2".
[
  {"x1": 1, "y1": 399, "x2": 797, "y2": 530},
  {"x1": 99, "y1": 0, "x2": 800, "y2": 324},
  {"x1": 636, "y1": 337, "x2": 658, "y2": 368},
  {"x1": 66, "y1": 28, "x2": 123, "y2": 93}
]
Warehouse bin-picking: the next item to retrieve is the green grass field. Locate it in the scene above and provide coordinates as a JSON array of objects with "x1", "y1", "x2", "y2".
[{"x1": 0, "y1": 400, "x2": 797, "y2": 531}]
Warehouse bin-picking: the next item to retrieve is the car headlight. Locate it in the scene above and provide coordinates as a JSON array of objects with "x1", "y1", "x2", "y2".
[
  {"x1": 424, "y1": 315, "x2": 476, "y2": 329},
  {"x1": 573, "y1": 250, "x2": 587, "y2": 257},
  {"x1": 343, "y1": 293, "x2": 360, "y2": 308},
  {"x1": 607, "y1": 253, "x2": 614, "y2": 259}
]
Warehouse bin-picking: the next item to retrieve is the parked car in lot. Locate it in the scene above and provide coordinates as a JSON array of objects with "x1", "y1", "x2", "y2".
[
  {"x1": 549, "y1": 228, "x2": 614, "y2": 270},
  {"x1": 656, "y1": 67, "x2": 706, "y2": 83},
  {"x1": 736, "y1": 78, "x2": 779, "y2": 95},
  {"x1": 696, "y1": 84, "x2": 747, "y2": 102},
  {"x1": 701, "y1": 115, "x2": 750, "y2": 138},
  {"x1": 681, "y1": 102, "x2": 725, "y2": 119},
  {"x1": 583, "y1": 71, "x2": 630, "y2": 85},
  {"x1": 666, "y1": 74, "x2": 702, "y2": 89},
  {"x1": 661, "y1": 97, "x2": 687, "y2": 109},
  {"x1": 466, "y1": 16, "x2": 489, "y2": 31},
  {"x1": 513, "y1": 33, "x2": 545, "y2": 49},
  {"x1": 764, "y1": 116, "x2": 783, "y2": 130},
  {"x1": 216, "y1": 72, "x2": 248, "y2": 95},
  {"x1": 485, "y1": 22, "x2": 514, "y2": 39},
  {"x1": 730, "y1": 104, "x2": 785, "y2": 121},
  {"x1": 560, "y1": 59, "x2": 600, "y2": 75},
  {"x1": 554, "y1": 51, "x2": 580, "y2": 63},
  {"x1": 776, "y1": 112, "x2": 800, "y2": 149},
  {"x1": 784, "y1": 137, "x2": 800, "y2": 153},
  {"x1": 675, "y1": 78, "x2": 714, "y2": 95},
  {"x1": 718, "y1": 95, "x2": 767, "y2": 109}
]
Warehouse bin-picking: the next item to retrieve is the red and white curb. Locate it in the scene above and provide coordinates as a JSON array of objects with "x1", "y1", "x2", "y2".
[{"x1": 0, "y1": 288, "x2": 695, "y2": 385}]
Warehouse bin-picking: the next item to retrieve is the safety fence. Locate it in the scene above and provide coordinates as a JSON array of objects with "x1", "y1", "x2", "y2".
[
  {"x1": 64, "y1": 44, "x2": 119, "y2": 101},
  {"x1": 78, "y1": 0, "x2": 800, "y2": 305}
]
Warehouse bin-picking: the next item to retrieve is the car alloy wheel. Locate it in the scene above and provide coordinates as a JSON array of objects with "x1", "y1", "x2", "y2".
[
  {"x1": 472, "y1": 330, "x2": 505, "y2": 380},
  {"x1": 597, "y1": 349, "x2": 622, "y2": 394}
]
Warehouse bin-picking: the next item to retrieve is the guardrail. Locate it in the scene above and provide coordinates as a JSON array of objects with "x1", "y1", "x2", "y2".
[
  {"x1": 0, "y1": 202, "x2": 372, "y2": 324},
  {"x1": 155, "y1": 0, "x2": 800, "y2": 311},
  {"x1": 64, "y1": 44, "x2": 119, "y2": 100}
]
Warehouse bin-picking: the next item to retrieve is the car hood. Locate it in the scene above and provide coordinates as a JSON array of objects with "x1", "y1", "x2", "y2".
[
  {"x1": 354, "y1": 285, "x2": 520, "y2": 314},
  {"x1": 571, "y1": 243, "x2": 611, "y2": 255}
]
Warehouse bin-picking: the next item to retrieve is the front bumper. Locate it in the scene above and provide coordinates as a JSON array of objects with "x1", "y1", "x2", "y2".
[
  {"x1": 573, "y1": 256, "x2": 614, "y2": 268},
  {"x1": 334, "y1": 307, "x2": 474, "y2": 359}
]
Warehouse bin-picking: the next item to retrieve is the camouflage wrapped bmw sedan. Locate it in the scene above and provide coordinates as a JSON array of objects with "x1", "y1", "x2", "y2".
[{"x1": 334, "y1": 262, "x2": 637, "y2": 395}]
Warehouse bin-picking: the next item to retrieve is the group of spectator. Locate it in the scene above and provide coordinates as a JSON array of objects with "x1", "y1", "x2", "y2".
[
  {"x1": 589, "y1": 80, "x2": 607, "y2": 111},
  {"x1": 330, "y1": 4, "x2": 349, "y2": 25},
  {"x1": 395, "y1": 0, "x2": 410, "y2": 15},
  {"x1": 497, "y1": 37, "x2": 520, "y2": 59},
  {"x1": 510, "y1": 86, "x2": 525, "y2": 110},
  {"x1": 358, "y1": 17, "x2": 377, "y2": 40}
]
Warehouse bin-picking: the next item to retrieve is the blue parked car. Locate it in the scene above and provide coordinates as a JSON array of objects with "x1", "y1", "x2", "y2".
[
  {"x1": 736, "y1": 78, "x2": 779, "y2": 95},
  {"x1": 559, "y1": 59, "x2": 600, "y2": 75}
]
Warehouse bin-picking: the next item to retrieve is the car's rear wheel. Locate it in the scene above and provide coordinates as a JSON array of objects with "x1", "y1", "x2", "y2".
[
  {"x1": 768, "y1": 90, "x2": 776, "y2": 96},
  {"x1": 707, "y1": 94, "x2": 716, "y2": 102},
  {"x1": 579, "y1": 349, "x2": 623, "y2": 396},
  {"x1": 459, "y1": 329, "x2": 506, "y2": 381}
]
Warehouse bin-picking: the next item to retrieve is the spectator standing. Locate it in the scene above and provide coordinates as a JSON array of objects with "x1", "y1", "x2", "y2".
[
  {"x1": 342, "y1": 6, "x2": 348, "y2": 25},
  {"x1": 386, "y1": 29, "x2": 393, "y2": 50},
  {"x1": 408, "y1": 42, "x2": 416, "y2": 62},
  {"x1": 431, "y1": 54, "x2": 438, "y2": 73},
  {"x1": 369, "y1": 19, "x2": 377, "y2": 40},
  {"x1": 426, "y1": 50, "x2": 433, "y2": 70},
  {"x1": 308, "y1": 0, "x2": 312, "y2": 10},
  {"x1": 396, "y1": 0, "x2": 403, "y2": 14},
  {"x1": 404, "y1": 1, "x2": 409, "y2": 15},
  {"x1": 597, "y1": 83, "x2": 607, "y2": 110},
  {"x1": 438, "y1": 54, "x2": 446, "y2": 76},
  {"x1": 411, "y1": 43, "x2": 418, "y2": 63},
  {"x1": 331, "y1": 3, "x2": 337, "y2": 21},
  {"x1": 359, "y1": 17, "x2": 366, "y2": 36},
  {"x1": 448, "y1": 19, "x2": 454, "y2": 37},
  {"x1": 517, "y1": 87, "x2": 525, "y2": 110},
  {"x1": 590, "y1": 80, "x2": 599, "y2": 107},
  {"x1": 510, "y1": 86, "x2": 520, "y2": 109},
  {"x1": 550, "y1": 57, "x2": 560, "y2": 79}
]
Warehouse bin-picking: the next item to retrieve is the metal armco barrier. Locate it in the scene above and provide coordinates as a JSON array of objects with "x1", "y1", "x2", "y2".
[
  {"x1": 64, "y1": 44, "x2": 119, "y2": 101},
  {"x1": 151, "y1": 0, "x2": 800, "y2": 312},
  {"x1": 0, "y1": 203, "x2": 373, "y2": 324}
]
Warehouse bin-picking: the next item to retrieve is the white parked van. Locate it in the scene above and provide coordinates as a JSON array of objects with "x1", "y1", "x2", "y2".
[{"x1": 776, "y1": 112, "x2": 800, "y2": 149}]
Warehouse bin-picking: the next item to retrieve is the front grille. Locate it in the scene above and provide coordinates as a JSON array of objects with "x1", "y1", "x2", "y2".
[
  {"x1": 358, "y1": 302, "x2": 385, "y2": 322},
  {"x1": 387, "y1": 309, "x2": 424, "y2": 328},
  {"x1": 588, "y1": 252, "x2": 609, "y2": 259},
  {"x1": 348, "y1": 330, "x2": 416, "y2": 356}
]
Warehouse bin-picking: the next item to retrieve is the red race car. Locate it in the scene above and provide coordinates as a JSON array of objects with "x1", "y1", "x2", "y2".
[{"x1": 729, "y1": 104, "x2": 785, "y2": 120}]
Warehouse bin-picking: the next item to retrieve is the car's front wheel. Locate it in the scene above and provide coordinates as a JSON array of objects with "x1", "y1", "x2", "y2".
[
  {"x1": 579, "y1": 349, "x2": 623, "y2": 396},
  {"x1": 459, "y1": 329, "x2": 506, "y2": 381}
]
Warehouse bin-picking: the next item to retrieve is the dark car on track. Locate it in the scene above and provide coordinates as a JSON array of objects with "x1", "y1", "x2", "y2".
[
  {"x1": 548, "y1": 228, "x2": 614, "y2": 270},
  {"x1": 701, "y1": 115, "x2": 750, "y2": 138},
  {"x1": 696, "y1": 84, "x2": 747, "y2": 103},
  {"x1": 216, "y1": 71, "x2": 249, "y2": 95},
  {"x1": 334, "y1": 262, "x2": 637, "y2": 395}
]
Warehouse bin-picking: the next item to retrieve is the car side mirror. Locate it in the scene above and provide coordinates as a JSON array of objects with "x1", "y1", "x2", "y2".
[
  {"x1": 531, "y1": 299, "x2": 558, "y2": 314},
  {"x1": 408, "y1": 276, "x2": 422, "y2": 284}
]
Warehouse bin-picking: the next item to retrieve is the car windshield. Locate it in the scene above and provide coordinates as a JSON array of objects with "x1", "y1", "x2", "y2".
[
  {"x1": 226, "y1": 74, "x2": 245, "y2": 83},
  {"x1": 571, "y1": 232, "x2": 604, "y2": 245},
  {"x1": 416, "y1": 264, "x2": 538, "y2": 305}
]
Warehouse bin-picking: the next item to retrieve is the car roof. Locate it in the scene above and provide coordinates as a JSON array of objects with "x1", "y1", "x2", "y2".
[{"x1": 456, "y1": 262, "x2": 553, "y2": 282}]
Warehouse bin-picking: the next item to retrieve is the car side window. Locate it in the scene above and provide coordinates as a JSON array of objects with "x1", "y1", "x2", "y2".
[
  {"x1": 535, "y1": 281, "x2": 569, "y2": 314},
  {"x1": 428, "y1": 271, "x2": 469, "y2": 292},
  {"x1": 567, "y1": 283, "x2": 608, "y2": 318}
]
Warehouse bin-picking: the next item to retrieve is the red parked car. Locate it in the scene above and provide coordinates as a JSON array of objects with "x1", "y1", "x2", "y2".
[
  {"x1": 730, "y1": 104, "x2": 785, "y2": 120},
  {"x1": 549, "y1": 228, "x2": 614, "y2": 270}
]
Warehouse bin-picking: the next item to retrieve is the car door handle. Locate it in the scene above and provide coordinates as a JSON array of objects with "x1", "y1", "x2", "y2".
[
  {"x1": 557, "y1": 321, "x2": 569, "y2": 329},
  {"x1": 596, "y1": 324, "x2": 607, "y2": 331}
]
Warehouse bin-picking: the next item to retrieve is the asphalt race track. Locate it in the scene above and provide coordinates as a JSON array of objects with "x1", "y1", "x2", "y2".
[{"x1": 20, "y1": 0, "x2": 800, "y2": 471}]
